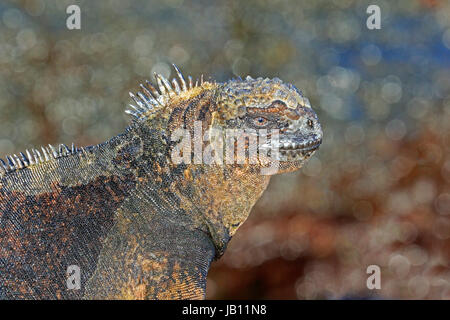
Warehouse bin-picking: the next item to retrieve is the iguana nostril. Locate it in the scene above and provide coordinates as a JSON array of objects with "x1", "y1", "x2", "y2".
[{"x1": 307, "y1": 119, "x2": 314, "y2": 129}]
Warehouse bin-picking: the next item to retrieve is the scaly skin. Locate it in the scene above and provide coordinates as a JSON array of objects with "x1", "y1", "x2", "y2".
[{"x1": 0, "y1": 65, "x2": 322, "y2": 299}]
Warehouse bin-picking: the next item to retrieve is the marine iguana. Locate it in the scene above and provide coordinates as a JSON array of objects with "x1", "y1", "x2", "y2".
[{"x1": 0, "y1": 65, "x2": 322, "y2": 299}]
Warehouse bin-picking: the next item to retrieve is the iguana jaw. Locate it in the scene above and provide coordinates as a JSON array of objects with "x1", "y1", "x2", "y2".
[{"x1": 275, "y1": 133, "x2": 323, "y2": 172}]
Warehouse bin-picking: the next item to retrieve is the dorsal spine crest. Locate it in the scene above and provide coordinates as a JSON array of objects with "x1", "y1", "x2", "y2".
[
  {"x1": 125, "y1": 64, "x2": 207, "y2": 121},
  {"x1": 0, "y1": 64, "x2": 205, "y2": 177},
  {"x1": 0, "y1": 143, "x2": 80, "y2": 176}
]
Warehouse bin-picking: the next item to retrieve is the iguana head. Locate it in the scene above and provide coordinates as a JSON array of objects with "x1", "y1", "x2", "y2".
[
  {"x1": 127, "y1": 65, "x2": 322, "y2": 258},
  {"x1": 213, "y1": 76, "x2": 322, "y2": 174},
  {"x1": 127, "y1": 66, "x2": 322, "y2": 174}
]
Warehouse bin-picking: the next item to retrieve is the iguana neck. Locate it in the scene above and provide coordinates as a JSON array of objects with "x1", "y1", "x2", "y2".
[
  {"x1": 123, "y1": 97, "x2": 273, "y2": 254},
  {"x1": 172, "y1": 164, "x2": 271, "y2": 258},
  {"x1": 117, "y1": 111, "x2": 273, "y2": 256}
]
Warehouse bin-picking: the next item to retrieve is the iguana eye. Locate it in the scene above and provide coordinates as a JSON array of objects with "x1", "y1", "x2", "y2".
[{"x1": 253, "y1": 116, "x2": 268, "y2": 126}]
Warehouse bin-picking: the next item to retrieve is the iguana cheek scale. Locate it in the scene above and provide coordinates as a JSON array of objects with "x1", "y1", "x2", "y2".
[{"x1": 0, "y1": 65, "x2": 322, "y2": 299}]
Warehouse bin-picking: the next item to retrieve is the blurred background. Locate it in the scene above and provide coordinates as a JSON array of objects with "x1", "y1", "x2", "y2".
[{"x1": 0, "y1": 0, "x2": 449, "y2": 299}]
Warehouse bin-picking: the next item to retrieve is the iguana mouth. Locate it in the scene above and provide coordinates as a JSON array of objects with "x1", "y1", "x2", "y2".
[
  {"x1": 279, "y1": 138, "x2": 322, "y2": 152},
  {"x1": 278, "y1": 136, "x2": 322, "y2": 157},
  {"x1": 258, "y1": 136, "x2": 322, "y2": 162}
]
